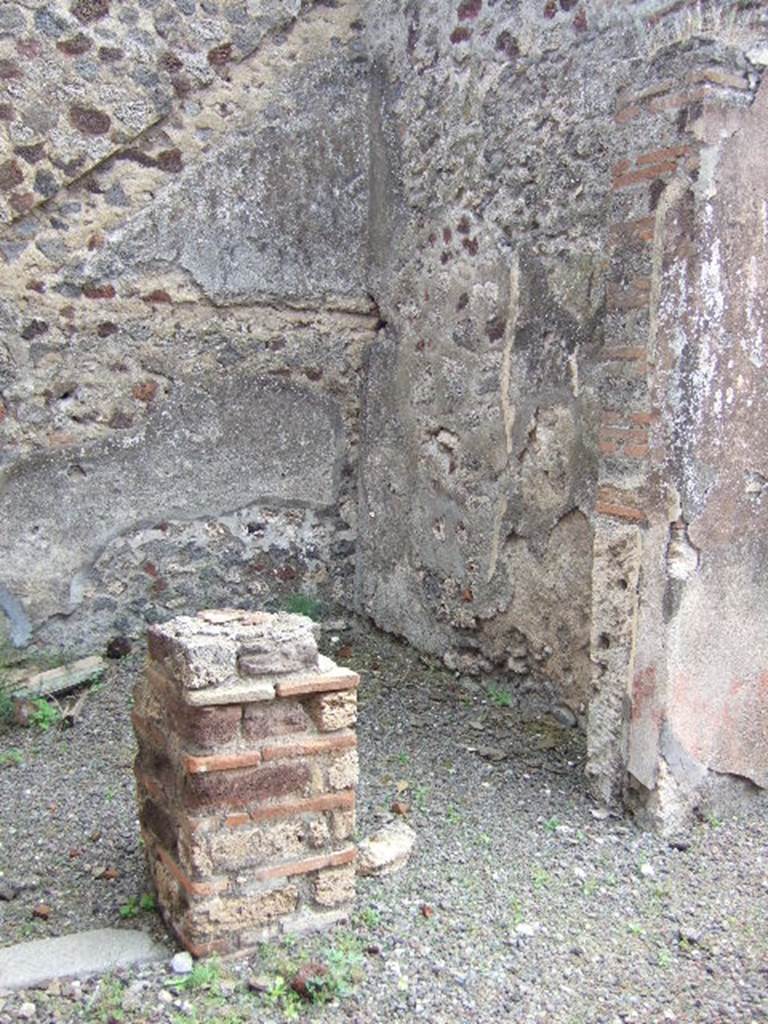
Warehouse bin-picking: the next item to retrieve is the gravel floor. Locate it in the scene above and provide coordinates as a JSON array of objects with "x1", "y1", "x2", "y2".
[{"x1": 1, "y1": 617, "x2": 766, "y2": 1024}]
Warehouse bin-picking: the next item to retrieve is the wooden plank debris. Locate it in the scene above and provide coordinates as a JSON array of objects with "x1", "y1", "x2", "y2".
[{"x1": 13, "y1": 656, "x2": 106, "y2": 699}]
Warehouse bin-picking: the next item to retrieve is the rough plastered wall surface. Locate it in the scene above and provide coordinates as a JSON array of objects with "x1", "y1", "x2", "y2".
[
  {"x1": 0, "y1": 0, "x2": 373, "y2": 650},
  {"x1": 358, "y1": 0, "x2": 768, "y2": 817},
  {"x1": 581, "y1": 2, "x2": 768, "y2": 825},
  {"x1": 359, "y1": 0, "x2": 641, "y2": 716},
  {"x1": 2, "y1": 0, "x2": 768, "y2": 828},
  {"x1": 624, "y1": 22, "x2": 768, "y2": 828}
]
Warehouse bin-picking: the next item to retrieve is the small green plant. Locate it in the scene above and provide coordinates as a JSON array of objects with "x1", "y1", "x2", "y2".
[
  {"x1": 29, "y1": 698, "x2": 61, "y2": 732},
  {"x1": 475, "y1": 831, "x2": 492, "y2": 849},
  {"x1": 120, "y1": 893, "x2": 156, "y2": 919},
  {"x1": 658, "y1": 947, "x2": 673, "y2": 968},
  {"x1": 628, "y1": 921, "x2": 644, "y2": 937},
  {"x1": 413, "y1": 784, "x2": 430, "y2": 811},
  {"x1": 321, "y1": 933, "x2": 364, "y2": 1000},
  {"x1": 543, "y1": 816, "x2": 560, "y2": 833},
  {"x1": 358, "y1": 906, "x2": 381, "y2": 929},
  {"x1": 532, "y1": 867, "x2": 551, "y2": 889},
  {"x1": 486, "y1": 683, "x2": 513, "y2": 708},
  {"x1": 446, "y1": 803, "x2": 462, "y2": 826},
  {"x1": 0, "y1": 748, "x2": 22, "y2": 767},
  {"x1": 119, "y1": 897, "x2": 139, "y2": 919},
  {"x1": 397, "y1": 752, "x2": 410, "y2": 767},
  {"x1": 169, "y1": 956, "x2": 222, "y2": 992},
  {"x1": 264, "y1": 975, "x2": 302, "y2": 1020},
  {"x1": 140, "y1": 892, "x2": 156, "y2": 912},
  {"x1": 509, "y1": 897, "x2": 525, "y2": 927},
  {"x1": 582, "y1": 877, "x2": 599, "y2": 897},
  {"x1": 257, "y1": 933, "x2": 364, "y2": 1017},
  {"x1": 94, "y1": 975, "x2": 125, "y2": 1023},
  {"x1": 281, "y1": 593, "x2": 324, "y2": 621}
]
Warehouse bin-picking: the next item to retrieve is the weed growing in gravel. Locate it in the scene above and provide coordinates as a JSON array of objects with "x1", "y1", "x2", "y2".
[
  {"x1": 93, "y1": 975, "x2": 125, "y2": 1023},
  {"x1": 0, "y1": 642, "x2": 79, "y2": 728},
  {"x1": 543, "y1": 816, "x2": 560, "y2": 833},
  {"x1": 509, "y1": 897, "x2": 525, "y2": 927},
  {"x1": 119, "y1": 898, "x2": 138, "y2": 919},
  {"x1": 322, "y1": 932, "x2": 365, "y2": 998},
  {"x1": 358, "y1": 906, "x2": 381, "y2": 929},
  {"x1": 657, "y1": 947, "x2": 673, "y2": 968},
  {"x1": 257, "y1": 931, "x2": 365, "y2": 1018},
  {"x1": 0, "y1": 748, "x2": 22, "y2": 767},
  {"x1": 412, "y1": 784, "x2": 430, "y2": 811},
  {"x1": 582, "y1": 877, "x2": 599, "y2": 897},
  {"x1": 169, "y1": 957, "x2": 222, "y2": 992},
  {"x1": 532, "y1": 867, "x2": 551, "y2": 889},
  {"x1": 264, "y1": 975, "x2": 303, "y2": 1020},
  {"x1": 281, "y1": 593, "x2": 324, "y2": 621},
  {"x1": 119, "y1": 893, "x2": 156, "y2": 919},
  {"x1": 29, "y1": 697, "x2": 61, "y2": 731},
  {"x1": 446, "y1": 803, "x2": 462, "y2": 825},
  {"x1": 486, "y1": 683, "x2": 513, "y2": 707}
]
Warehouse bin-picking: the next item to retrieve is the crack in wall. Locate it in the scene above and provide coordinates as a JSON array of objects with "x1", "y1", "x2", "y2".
[{"x1": 499, "y1": 256, "x2": 520, "y2": 460}]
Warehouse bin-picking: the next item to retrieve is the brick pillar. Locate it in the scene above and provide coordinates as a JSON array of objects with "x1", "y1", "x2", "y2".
[
  {"x1": 585, "y1": 75, "x2": 686, "y2": 805},
  {"x1": 587, "y1": 52, "x2": 758, "y2": 823},
  {"x1": 132, "y1": 609, "x2": 359, "y2": 957}
]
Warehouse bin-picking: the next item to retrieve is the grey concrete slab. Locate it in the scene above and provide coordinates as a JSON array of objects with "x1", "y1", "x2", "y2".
[{"x1": 0, "y1": 928, "x2": 168, "y2": 991}]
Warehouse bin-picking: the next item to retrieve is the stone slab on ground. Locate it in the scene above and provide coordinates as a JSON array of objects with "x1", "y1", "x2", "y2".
[{"x1": 0, "y1": 928, "x2": 167, "y2": 991}]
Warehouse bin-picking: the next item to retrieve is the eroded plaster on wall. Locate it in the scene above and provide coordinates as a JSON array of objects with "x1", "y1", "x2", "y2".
[
  {"x1": 626, "y1": 70, "x2": 768, "y2": 828},
  {"x1": 1, "y1": 0, "x2": 767, "y2": 828},
  {"x1": 0, "y1": 0, "x2": 373, "y2": 650}
]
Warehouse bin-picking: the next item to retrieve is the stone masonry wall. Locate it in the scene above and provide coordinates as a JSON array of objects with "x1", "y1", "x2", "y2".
[
  {"x1": 2, "y1": 0, "x2": 768, "y2": 830},
  {"x1": 360, "y1": 0, "x2": 768, "y2": 821},
  {"x1": 0, "y1": 0, "x2": 372, "y2": 651},
  {"x1": 133, "y1": 609, "x2": 358, "y2": 955},
  {"x1": 360, "y1": 0, "x2": 711, "y2": 715},
  {"x1": 359, "y1": 0, "x2": 618, "y2": 717}
]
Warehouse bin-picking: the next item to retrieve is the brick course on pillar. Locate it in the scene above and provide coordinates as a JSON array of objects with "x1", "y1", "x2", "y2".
[{"x1": 132, "y1": 609, "x2": 359, "y2": 957}]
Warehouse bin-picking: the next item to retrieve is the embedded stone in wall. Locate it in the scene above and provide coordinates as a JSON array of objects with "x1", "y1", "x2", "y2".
[{"x1": 133, "y1": 610, "x2": 359, "y2": 957}]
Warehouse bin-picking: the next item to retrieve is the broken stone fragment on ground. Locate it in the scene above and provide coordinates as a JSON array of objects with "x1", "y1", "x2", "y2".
[{"x1": 357, "y1": 820, "x2": 417, "y2": 877}]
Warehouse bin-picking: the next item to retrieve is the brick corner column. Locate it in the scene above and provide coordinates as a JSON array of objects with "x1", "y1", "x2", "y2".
[
  {"x1": 588, "y1": 56, "x2": 758, "y2": 825},
  {"x1": 133, "y1": 608, "x2": 359, "y2": 957}
]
